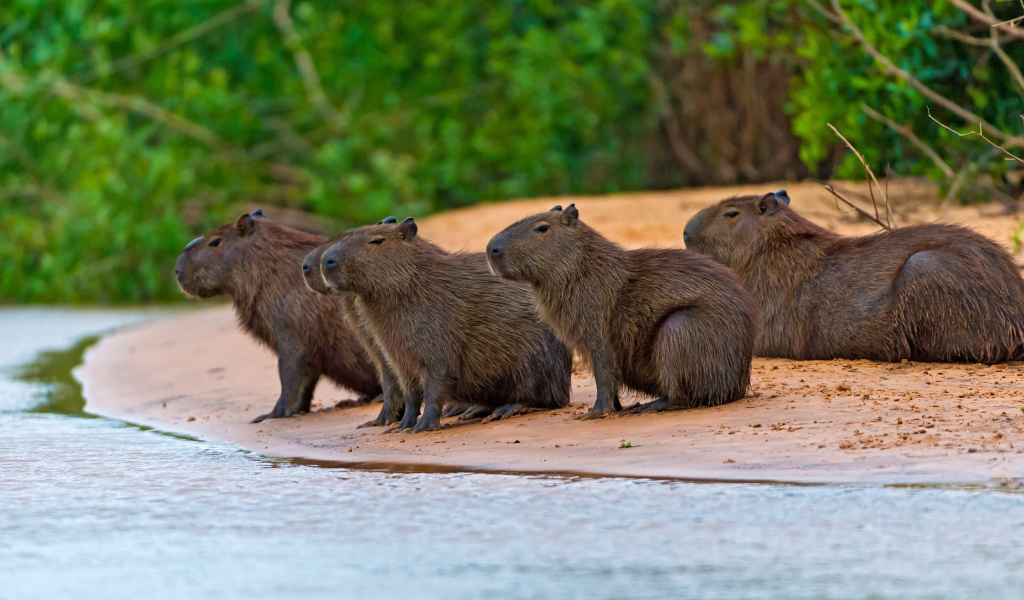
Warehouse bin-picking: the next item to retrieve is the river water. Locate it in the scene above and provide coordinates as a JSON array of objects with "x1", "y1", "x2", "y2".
[{"x1": 0, "y1": 308, "x2": 1022, "y2": 600}]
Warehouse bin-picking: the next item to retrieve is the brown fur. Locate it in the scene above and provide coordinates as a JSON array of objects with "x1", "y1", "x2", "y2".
[
  {"x1": 302, "y1": 240, "x2": 404, "y2": 427},
  {"x1": 175, "y1": 212, "x2": 380, "y2": 422},
  {"x1": 487, "y1": 204, "x2": 757, "y2": 417},
  {"x1": 684, "y1": 191, "x2": 1024, "y2": 363},
  {"x1": 319, "y1": 218, "x2": 572, "y2": 433}
]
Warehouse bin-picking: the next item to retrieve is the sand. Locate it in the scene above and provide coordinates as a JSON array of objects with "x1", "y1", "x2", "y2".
[{"x1": 77, "y1": 181, "x2": 1024, "y2": 484}]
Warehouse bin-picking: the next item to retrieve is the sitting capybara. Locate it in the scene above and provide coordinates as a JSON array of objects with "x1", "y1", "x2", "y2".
[
  {"x1": 487, "y1": 204, "x2": 757, "y2": 417},
  {"x1": 683, "y1": 190, "x2": 1024, "y2": 363},
  {"x1": 319, "y1": 218, "x2": 572, "y2": 433},
  {"x1": 302, "y1": 218, "x2": 404, "y2": 428},
  {"x1": 175, "y1": 210, "x2": 381, "y2": 423}
]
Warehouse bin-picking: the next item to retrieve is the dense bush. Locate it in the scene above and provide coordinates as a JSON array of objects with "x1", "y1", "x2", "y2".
[{"x1": 0, "y1": 0, "x2": 1020, "y2": 302}]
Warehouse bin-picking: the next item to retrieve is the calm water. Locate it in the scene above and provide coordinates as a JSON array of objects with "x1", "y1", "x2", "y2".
[{"x1": 0, "y1": 309, "x2": 1022, "y2": 600}]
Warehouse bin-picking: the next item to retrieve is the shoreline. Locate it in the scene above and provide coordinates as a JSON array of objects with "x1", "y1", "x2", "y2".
[{"x1": 77, "y1": 184, "x2": 1024, "y2": 484}]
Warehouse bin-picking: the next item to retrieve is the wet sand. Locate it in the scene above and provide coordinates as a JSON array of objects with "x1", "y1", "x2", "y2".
[{"x1": 77, "y1": 181, "x2": 1024, "y2": 483}]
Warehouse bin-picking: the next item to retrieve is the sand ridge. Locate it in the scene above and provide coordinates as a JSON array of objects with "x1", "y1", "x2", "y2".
[{"x1": 77, "y1": 181, "x2": 1024, "y2": 483}]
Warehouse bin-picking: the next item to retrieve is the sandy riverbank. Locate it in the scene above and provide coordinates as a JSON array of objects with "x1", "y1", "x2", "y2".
[{"x1": 77, "y1": 182, "x2": 1024, "y2": 483}]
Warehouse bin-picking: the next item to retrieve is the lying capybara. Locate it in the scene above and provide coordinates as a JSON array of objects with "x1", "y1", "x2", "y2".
[
  {"x1": 683, "y1": 190, "x2": 1024, "y2": 363},
  {"x1": 319, "y1": 218, "x2": 572, "y2": 433},
  {"x1": 487, "y1": 204, "x2": 757, "y2": 417},
  {"x1": 302, "y1": 218, "x2": 404, "y2": 428},
  {"x1": 175, "y1": 210, "x2": 381, "y2": 423}
]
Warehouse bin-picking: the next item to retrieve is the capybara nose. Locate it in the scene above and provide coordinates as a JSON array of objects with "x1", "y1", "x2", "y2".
[
  {"x1": 490, "y1": 246, "x2": 502, "y2": 258},
  {"x1": 302, "y1": 263, "x2": 312, "y2": 274},
  {"x1": 175, "y1": 268, "x2": 182, "y2": 278},
  {"x1": 325, "y1": 258, "x2": 338, "y2": 270}
]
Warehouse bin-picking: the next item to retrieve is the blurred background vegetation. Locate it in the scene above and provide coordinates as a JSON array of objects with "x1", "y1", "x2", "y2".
[{"x1": 1, "y1": 0, "x2": 1022, "y2": 302}]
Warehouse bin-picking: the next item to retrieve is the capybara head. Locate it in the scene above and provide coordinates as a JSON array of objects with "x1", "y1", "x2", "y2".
[
  {"x1": 683, "y1": 190, "x2": 790, "y2": 269},
  {"x1": 486, "y1": 204, "x2": 584, "y2": 284},
  {"x1": 320, "y1": 217, "x2": 419, "y2": 296},
  {"x1": 175, "y1": 209, "x2": 266, "y2": 298},
  {"x1": 303, "y1": 216, "x2": 398, "y2": 295}
]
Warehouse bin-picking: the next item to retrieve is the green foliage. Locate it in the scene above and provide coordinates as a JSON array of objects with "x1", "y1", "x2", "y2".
[{"x1": 0, "y1": 0, "x2": 1021, "y2": 303}]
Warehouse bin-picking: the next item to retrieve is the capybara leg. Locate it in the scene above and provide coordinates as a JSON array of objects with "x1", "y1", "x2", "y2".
[
  {"x1": 621, "y1": 398, "x2": 684, "y2": 414},
  {"x1": 442, "y1": 402, "x2": 472, "y2": 418},
  {"x1": 359, "y1": 372, "x2": 404, "y2": 428},
  {"x1": 334, "y1": 394, "x2": 378, "y2": 410},
  {"x1": 587, "y1": 348, "x2": 621, "y2": 418},
  {"x1": 482, "y1": 403, "x2": 528, "y2": 422},
  {"x1": 384, "y1": 390, "x2": 421, "y2": 432},
  {"x1": 458, "y1": 406, "x2": 492, "y2": 421},
  {"x1": 251, "y1": 356, "x2": 317, "y2": 423},
  {"x1": 411, "y1": 377, "x2": 449, "y2": 433}
]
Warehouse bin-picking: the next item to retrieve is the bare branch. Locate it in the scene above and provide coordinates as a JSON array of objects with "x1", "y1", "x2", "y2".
[
  {"x1": 982, "y1": 0, "x2": 1024, "y2": 98},
  {"x1": 947, "y1": 0, "x2": 1024, "y2": 41},
  {"x1": 934, "y1": 25, "x2": 992, "y2": 46},
  {"x1": 827, "y1": 122, "x2": 894, "y2": 227},
  {"x1": 271, "y1": 0, "x2": 347, "y2": 131},
  {"x1": 76, "y1": 0, "x2": 266, "y2": 84},
  {"x1": 804, "y1": 0, "x2": 842, "y2": 24},
  {"x1": 928, "y1": 108, "x2": 1024, "y2": 165},
  {"x1": 822, "y1": 184, "x2": 892, "y2": 230},
  {"x1": 829, "y1": 0, "x2": 1023, "y2": 147},
  {"x1": 861, "y1": 103, "x2": 954, "y2": 177},
  {"x1": 648, "y1": 73, "x2": 705, "y2": 177}
]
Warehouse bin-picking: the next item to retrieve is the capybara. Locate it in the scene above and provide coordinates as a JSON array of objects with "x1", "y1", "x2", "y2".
[
  {"x1": 302, "y1": 218, "x2": 404, "y2": 428},
  {"x1": 486, "y1": 204, "x2": 757, "y2": 417},
  {"x1": 683, "y1": 190, "x2": 1024, "y2": 363},
  {"x1": 319, "y1": 218, "x2": 572, "y2": 433},
  {"x1": 175, "y1": 210, "x2": 381, "y2": 423}
]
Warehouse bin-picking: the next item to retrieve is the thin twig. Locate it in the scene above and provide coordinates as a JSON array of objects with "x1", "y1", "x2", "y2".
[
  {"x1": 75, "y1": 0, "x2": 266, "y2": 84},
  {"x1": 934, "y1": 25, "x2": 991, "y2": 47},
  {"x1": 982, "y1": 0, "x2": 1024, "y2": 98},
  {"x1": 271, "y1": 0, "x2": 347, "y2": 131},
  {"x1": 822, "y1": 184, "x2": 892, "y2": 230},
  {"x1": 928, "y1": 108, "x2": 1024, "y2": 165},
  {"x1": 830, "y1": 0, "x2": 1023, "y2": 147},
  {"x1": 827, "y1": 122, "x2": 894, "y2": 227},
  {"x1": 947, "y1": 0, "x2": 1024, "y2": 41},
  {"x1": 861, "y1": 103, "x2": 953, "y2": 177}
]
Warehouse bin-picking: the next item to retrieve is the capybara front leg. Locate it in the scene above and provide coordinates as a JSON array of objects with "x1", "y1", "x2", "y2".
[
  {"x1": 251, "y1": 353, "x2": 317, "y2": 423},
  {"x1": 587, "y1": 347, "x2": 621, "y2": 418}
]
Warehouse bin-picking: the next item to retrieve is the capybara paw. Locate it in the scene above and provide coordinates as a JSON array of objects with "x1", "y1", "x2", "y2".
[
  {"x1": 483, "y1": 403, "x2": 527, "y2": 423},
  {"x1": 357, "y1": 417, "x2": 386, "y2": 429},
  {"x1": 411, "y1": 416, "x2": 441, "y2": 433},
  {"x1": 458, "y1": 406, "x2": 492, "y2": 421},
  {"x1": 334, "y1": 396, "x2": 374, "y2": 409},
  {"x1": 621, "y1": 398, "x2": 679, "y2": 415},
  {"x1": 250, "y1": 407, "x2": 290, "y2": 423},
  {"x1": 585, "y1": 405, "x2": 616, "y2": 419}
]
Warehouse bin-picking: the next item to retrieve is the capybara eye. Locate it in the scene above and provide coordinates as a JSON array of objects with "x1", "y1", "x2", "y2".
[
  {"x1": 724, "y1": 211, "x2": 740, "y2": 219},
  {"x1": 534, "y1": 225, "x2": 550, "y2": 233},
  {"x1": 368, "y1": 238, "x2": 385, "y2": 245},
  {"x1": 209, "y1": 238, "x2": 222, "y2": 247}
]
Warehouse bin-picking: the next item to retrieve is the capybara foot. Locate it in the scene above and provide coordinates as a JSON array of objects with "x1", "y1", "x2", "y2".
[
  {"x1": 411, "y1": 406, "x2": 442, "y2": 433},
  {"x1": 458, "y1": 406, "x2": 492, "y2": 421},
  {"x1": 334, "y1": 394, "x2": 378, "y2": 409},
  {"x1": 383, "y1": 409, "x2": 419, "y2": 433},
  {"x1": 586, "y1": 396, "x2": 619, "y2": 419},
  {"x1": 482, "y1": 403, "x2": 528, "y2": 423},
  {"x1": 357, "y1": 416, "x2": 386, "y2": 429},
  {"x1": 621, "y1": 398, "x2": 682, "y2": 414},
  {"x1": 442, "y1": 403, "x2": 471, "y2": 418},
  {"x1": 250, "y1": 403, "x2": 292, "y2": 423}
]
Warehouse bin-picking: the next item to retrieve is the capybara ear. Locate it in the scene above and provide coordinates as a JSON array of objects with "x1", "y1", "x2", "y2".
[
  {"x1": 756, "y1": 194, "x2": 780, "y2": 216},
  {"x1": 382, "y1": 216, "x2": 398, "y2": 224},
  {"x1": 251, "y1": 209, "x2": 266, "y2": 218},
  {"x1": 561, "y1": 203, "x2": 579, "y2": 227},
  {"x1": 237, "y1": 213, "x2": 256, "y2": 237},
  {"x1": 398, "y1": 217, "x2": 418, "y2": 241},
  {"x1": 550, "y1": 205, "x2": 563, "y2": 212},
  {"x1": 775, "y1": 190, "x2": 790, "y2": 205}
]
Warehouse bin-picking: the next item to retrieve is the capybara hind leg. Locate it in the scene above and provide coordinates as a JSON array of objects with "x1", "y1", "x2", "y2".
[
  {"x1": 458, "y1": 405, "x2": 492, "y2": 421},
  {"x1": 653, "y1": 309, "x2": 750, "y2": 407},
  {"x1": 442, "y1": 402, "x2": 472, "y2": 418},
  {"x1": 621, "y1": 398, "x2": 683, "y2": 414},
  {"x1": 482, "y1": 403, "x2": 528, "y2": 422},
  {"x1": 895, "y1": 249, "x2": 1022, "y2": 363}
]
